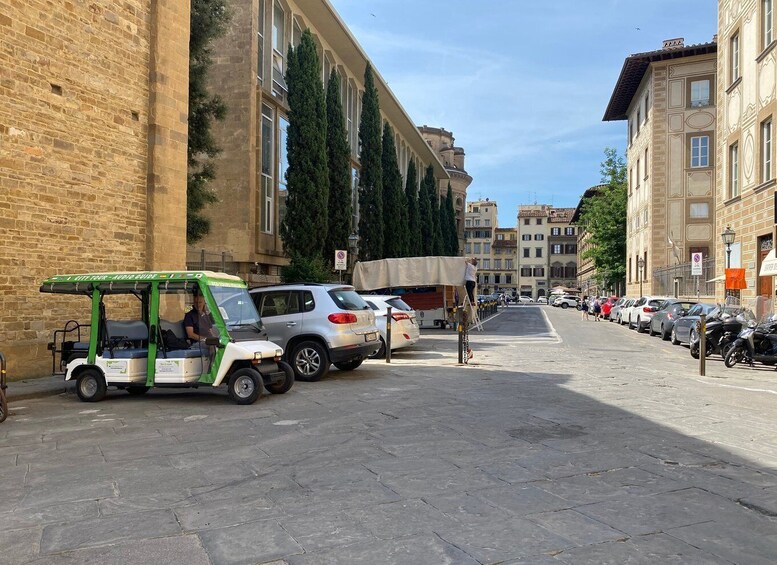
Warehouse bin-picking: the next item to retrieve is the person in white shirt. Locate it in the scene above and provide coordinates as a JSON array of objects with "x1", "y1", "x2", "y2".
[{"x1": 464, "y1": 258, "x2": 478, "y2": 303}]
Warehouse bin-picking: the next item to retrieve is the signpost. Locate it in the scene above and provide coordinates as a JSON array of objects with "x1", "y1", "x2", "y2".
[
  {"x1": 335, "y1": 250, "x2": 347, "y2": 283},
  {"x1": 691, "y1": 252, "x2": 703, "y2": 298}
]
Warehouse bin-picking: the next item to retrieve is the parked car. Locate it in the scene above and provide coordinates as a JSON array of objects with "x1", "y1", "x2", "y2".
[
  {"x1": 555, "y1": 295, "x2": 580, "y2": 309},
  {"x1": 600, "y1": 296, "x2": 619, "y2": 320},
  {"x1": 517, "y1": 296, "x2": 534, "y2": 304},
  {"x1": 671, "y1": 303, "x2": 717, "y2": 345},
  {"x1": 537, "y1": 297, "x2": 548, "y2": 304},
  {"x1": 626, "y1": 296, "x2": 669, "y2": 332},
  {"x1": 648, "y1": 299, "x2": 697, "y2": 340},
  {"x1": 615, "y1": 298, "x2": 636, "y2": 325},
  {"x1": 249, "y1": 284, "x2": 380, "y2": 382},
  {"x1": 362, "y1": 295, "x2": 421, "y2": 358}
]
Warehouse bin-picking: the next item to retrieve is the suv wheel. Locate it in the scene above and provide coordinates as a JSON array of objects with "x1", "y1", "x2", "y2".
[
  {"x1": 368, "y1": 337, "x2": 387, "y2": 359},
  {"x1": 636, "y1": 317, "x2": 643, "y2": 332},
  {"x1": 334, "y1": 358, "x2": 363, "y2": 371},
  {"x1": 291, "y1": 340, "x2": 330, "y2": 382},
  {"x1": 561, "y1": 302, "x2": 569, "y2": 309}
]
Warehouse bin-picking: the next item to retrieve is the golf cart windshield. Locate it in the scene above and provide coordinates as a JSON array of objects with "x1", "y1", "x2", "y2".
[{"x1": 209, "y1": 285, "x2": 264, "y2": 340}]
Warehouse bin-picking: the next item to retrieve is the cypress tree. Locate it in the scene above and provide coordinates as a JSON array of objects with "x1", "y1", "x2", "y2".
[
  {"x1": 444, "y1": 183, "x2": 459, "y2": 255},
  {"x1": 324, "y1": 70, "x2": 352, "y2": 266},
  {"x1": 418, "y1": 165, "x2": 434, "y2": 255},
  {"x1": 432, "y1": 186, "x2": 444, "y2": 255},
  {"x1": 281, "y1": 29, "x2": 329, "y2": 259},
  {"x1": 404, "y1": 161, "x2": 421, "y2": 256},
  {"x1": 357, "y1": 64, "x2": 384, "y2": 261},
  {"x1": 381, "y1": 123, "x2": 407, "y2": 257}
]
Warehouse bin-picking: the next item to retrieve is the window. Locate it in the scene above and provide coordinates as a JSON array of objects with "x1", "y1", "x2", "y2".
[
  {"x1": 497, "y1": 233, "x2": 504, "y2": 240},
  {"x1": 636, "y1": 109, "x2": 641, "y2": 134},
  {"x1": 730, "y1": 142, "x2": 740, "y2": 198},
  {"x1": 523, "y1": 218, "x2": 530, "y2": 225},
  {"x1": 506, "y1": 275, "x2": 512, "y2": 284},
  {"x1": 644, "y1": 148, "x2": 649, "y2": 179},
  {"x1": 465, "y1": 243, "x2": 471, "y2": 254},
  {"x1": 551, "y1": 244, "x2": 562, "y2": 254},
  {"x1": 629, "y1": 167, "x2": 633, "y2": 194},
  {"x1": 535, "y1": 248, "x2": 543, "y2": 258},
  {"x1": 636, "y1": 158, "x2": 640, "y2": 188},
  {"x1": 690, "y1": 80, "x2": 711, "y2": 107},
  {"x1": 645, "y1": 90, "x2": 650, "y2": 119},
  {"x1": 628, "y1": 120, "x2": 633, "y2": 145},
  {"x1": 484, "y1": 219, "x2": 491, "y2": 227},
  {"x1": 475, "y1": 219, "x2": 481, "y2": 226},
  {"x1": 494, "y1": 259, "x2": 502, "y2": 269},
  {"x1": 465, "y1": 219, "x2": 471, "y2": 227},
  {"x1": 523, "y1": 248, "x2": 530, "y2": 258},
  {"x1": 347, "y1": 82, "x2": 354, "y2": 156},
  {"x1": 551, "y1": 227, "x2": 561, "y2": 236},
  {"x1": 565, "y1": 227, "x2": 575, "y2": 236},
  {"x1": 764, "y1": 0, "x2": 774, "y2": 48},
  {"x1": 292, "y1": 17, "x2": 302, "y2": 48},
  {"x1": 643, "y1": 209, "x2": 648, "y2": 225},
  {"x1": 731, "y1": 32, "x2": 740, "y2": 83},
  {"x1": 323, "y1": 55, "x2": 332, "y2": 86},
  {"x1": 257, "y1": 0, "x2": 265, "y2": 82},
  {"x1": 483, "y1": 274, "x2": 490, "y2": 284},
  {"x1": 494, "y1": 274, "x2": 501, "y2": 285},
  {"x1": 278, "y1": 115, "x2": 289, "y2": 228},
  {"x1": 505, "y1": 259, "x2": 513, "y2": 270},
  {"x1": 533, "y1": 267, "x2": 544, "y2": 277},
  {"x1": 474, "y1": 243, "x2": 481, "y2": 254},
  {"x1": 482, "y1": 259, "x2": 490, "y2": 269},
  {"x1": 520, "y1": 267, "x2": 532, "y2": 277},
  {"x1": 271, "y1": 2, "x2": 287, "y2": 97},
  {"x1": 261, "y1": 104, "x2": 274, "y2": 233},
  {"x1": 536, "y1": 218, "x2": 543, "y2": 225},
  {"x1": 534, "y1": 234, "x2": 544, "y2": 241},
  {"x1": 522, "y1": 234, "x2": 531, "y2": 241},
  {"x1": 691, "y1": 136, "x2": 709, "y2": 168},
  {"x1": 690, "y1": 202, "x2": 710, "y2": 218},
  {"x1": 484, "y1": 242, "x2": 491, "y2": 254},
  {"x1": 762, "y1": 118, "x2": 773, "y2": 183},
  {"x1": 564, "y1": 244, "x2": 577, "y2": 254}
]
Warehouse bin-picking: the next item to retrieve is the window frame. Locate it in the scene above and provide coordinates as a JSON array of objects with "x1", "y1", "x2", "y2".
[
  {"x1": 260, "y1": 104, "x2": 275, "y2": 234},
  {"x1": 729, "y1": 141, "x2": 740, "y2": 199},
  {"x1": 690, "y1": 135, "x2": 710, "y2": 168},
  {"x1": 731, "y1": 32, "x2": 741, "y2": 84},
  {"x1": 762, "y1": 117, "x2": 773, "y2": 184}
]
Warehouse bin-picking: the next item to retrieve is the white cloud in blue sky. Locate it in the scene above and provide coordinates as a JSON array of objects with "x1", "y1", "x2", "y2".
[{"x1": 329, "y1": 0, "x2": 717, "y2": 226}]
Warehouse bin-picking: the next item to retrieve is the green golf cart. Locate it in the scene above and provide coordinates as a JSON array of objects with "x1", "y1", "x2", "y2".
[{"x1": 41, "y1": 271, "x2": 293, "y2": 404}]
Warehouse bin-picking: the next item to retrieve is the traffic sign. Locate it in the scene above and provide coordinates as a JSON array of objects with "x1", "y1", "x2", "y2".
[
  {"x1": 335, "y1": 249, "x2": 347, "y2": 270},
  {"x1": 691, "y1": 252, "x2": 703, "y2": 276}
]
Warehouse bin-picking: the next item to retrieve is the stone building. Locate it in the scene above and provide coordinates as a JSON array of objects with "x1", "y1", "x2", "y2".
[
  {"x1": 572, "y1": 185, "x2": 606, "y2": 296},
  {"x1": 604, "y1": 38, "x2": 718, "y2": 297},
  {"x1": 1, "y1": 1, "x2": 190, "y2": 378},
  {"x1": 715, "y1": 0, "x2": 777, "y2": 303},
  {"x1": 491, "y1": 227, "x2": 518, "y2": 297},
  {"x1": 547, "y1": 208, "x2": 579, "y2": 293},
  {"x1": 419, "y1": 126, "x2": 473, "y2": 253},
  {"x1": 464, "y1": 200, "x2": 498, "y2": 293},
  {"x1": 195, "y1": 0, "x2": 451, "y2": 283}
]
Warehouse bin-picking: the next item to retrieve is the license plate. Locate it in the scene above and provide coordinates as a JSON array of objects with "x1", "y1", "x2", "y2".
[{"x1": 365, "y1": 332, "x2": 378, "y2": 342}]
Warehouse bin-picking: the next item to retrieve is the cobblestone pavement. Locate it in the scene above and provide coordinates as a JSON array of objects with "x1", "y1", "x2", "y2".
[{"x1": 3, "y1": 305, "x2": 777, "y2": 564}]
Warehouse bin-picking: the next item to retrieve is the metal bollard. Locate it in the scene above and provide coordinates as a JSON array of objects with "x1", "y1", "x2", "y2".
[
  {"x1": 385, "y1": 306, "x2": 392, "y2": 363},
  {"x1": 0, "y1": 352, "x2": 7, "y2": 424},
  {"x1": 457, "y1": 306, "x2": 464, "y2": 364},
  {"x1": 699, "y1": 314, "x2": 706, "y2": 376}
]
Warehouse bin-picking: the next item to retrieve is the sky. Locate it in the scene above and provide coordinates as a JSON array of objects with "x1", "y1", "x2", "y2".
[{"x1": 328, "y1": 0, "x2": 718, "y2": 227}]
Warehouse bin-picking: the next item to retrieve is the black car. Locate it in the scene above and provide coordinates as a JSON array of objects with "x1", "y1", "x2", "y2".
[
  {"x1": 670, "y1": 303, "x2": 716, "y2": 345},
  {"x1": 649, "y1": 299, "x2": 697, "y2": 340}
]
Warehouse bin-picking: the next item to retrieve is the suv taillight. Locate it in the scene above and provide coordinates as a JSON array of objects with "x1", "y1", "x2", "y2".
[
  {"x1": 391, "y1": 312, "x2": 410, "y2": 321},
  {"x1": 328, "y1": 313, "x2": 357, "y2": 324},
  {"x1": 643, "y1": 306, "x2": 656, "y2": 313}
]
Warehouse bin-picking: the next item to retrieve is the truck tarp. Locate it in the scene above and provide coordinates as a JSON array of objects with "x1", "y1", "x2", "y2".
[{"x1": 352, "y1": 257, "x2": 467, "y2": 291}]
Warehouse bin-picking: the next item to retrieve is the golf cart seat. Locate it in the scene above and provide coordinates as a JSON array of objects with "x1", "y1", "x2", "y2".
[{"x1": 104, "y1": 320, "x2": 148, "y2": 359}]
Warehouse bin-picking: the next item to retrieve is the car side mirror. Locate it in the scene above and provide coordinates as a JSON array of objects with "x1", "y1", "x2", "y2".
[{"x1": 205, "y1": 337, "x2": 221, "y2": 347}]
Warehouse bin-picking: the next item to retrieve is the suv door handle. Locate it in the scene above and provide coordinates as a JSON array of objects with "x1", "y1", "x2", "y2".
[{"x1": 286, "y1": 322, "x2": 297, "y2": 327}]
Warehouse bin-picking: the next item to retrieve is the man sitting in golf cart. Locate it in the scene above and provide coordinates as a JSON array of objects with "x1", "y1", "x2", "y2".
[{"x1": 183, "y1": 292, "x2": 214, "y2": 344}]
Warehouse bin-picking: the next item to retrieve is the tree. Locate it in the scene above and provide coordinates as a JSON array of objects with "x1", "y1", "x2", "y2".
[
  {"x1": 281, "y1": 29, "x2": 329, "y2": 259},
  {"x1": 429, "y1": 178, "x2": 444, "y2": 255},
  {"x1": 418, "y1": 165, "x2": 435, "y2": 255},
  {"x1": 404, "y1": 161, "x2": 421, "y2": 256},
  {"x1": 381, "y1": 123, "x2": 408, "y2": 257},
  {"x1": 357, "y1": 64, "x2": 383, "y2": 261},
  {"x1": 580, "y1": 147, "x2": 627, "y2": 292},
  {"x1": 443, "y1": 183, "x2": 459, "y2": 255},
  {"x1": 187, "y1": 0, "x2": 231, "y2": 244},
  {"x1": 323, "y1": 70, "x2": 352, "y2": 267}
]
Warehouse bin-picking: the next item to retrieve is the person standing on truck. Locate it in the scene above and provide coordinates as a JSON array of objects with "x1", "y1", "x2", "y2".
[{"x1": 464, "y1": 257, "x2": 478, "y2": 304}]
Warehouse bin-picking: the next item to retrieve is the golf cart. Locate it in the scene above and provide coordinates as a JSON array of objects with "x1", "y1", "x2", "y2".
[{"x1": 41, "y1": 271, "x2": 293, "y2": 404}]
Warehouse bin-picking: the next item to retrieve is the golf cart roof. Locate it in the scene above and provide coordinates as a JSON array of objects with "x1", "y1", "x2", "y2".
[{"x1": 40, "y1": 271, "x2": 245, "y2": 294}]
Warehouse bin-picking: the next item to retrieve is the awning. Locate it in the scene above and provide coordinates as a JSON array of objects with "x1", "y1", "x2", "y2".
[{"x1": 760, "y1": 249, "x2": 777, "y2": 276}]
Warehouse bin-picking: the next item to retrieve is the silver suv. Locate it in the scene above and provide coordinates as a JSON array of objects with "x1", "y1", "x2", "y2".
[{"x1": 249, "y1": 284, "x2": 380, "y2": 382}]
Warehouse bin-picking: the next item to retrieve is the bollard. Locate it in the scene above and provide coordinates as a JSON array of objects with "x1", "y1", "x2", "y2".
[
  {"x1": 457, "y1": 306, "x2": 464, "y2": 364},
  {"x1": 0, "y1": 352, "x2": 7, "y2": 424},
  {"x1": 385, "y1": 306, "x2": 392, "y2": 363},
  {"x1": 699, "y1": 313, "x2": 706, "y2": 376}
]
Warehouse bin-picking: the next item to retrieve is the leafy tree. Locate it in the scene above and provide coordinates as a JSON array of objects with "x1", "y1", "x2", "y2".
[
  {"x1": 357, "y1": 64, "x2": 383, "y2": 261},
  {"x1": 418, "y1": 165, "x2": 435, "y2": 255},
  {"x1": 323, "y1": 70, "x2": 352, "y2": 266},
  {"x1": 381, "y1": 123, "x2": 408, "y2": 257},
  {"x1": 281, "y1": 29, "x2": 329, "y2": 259},
  {"x1": 187, "y1": 0, "x2": 231, "y2": 244},
  {"x1": 404, "y1": 161, "x2": 421, "y2": 256},
  {"x1": 443, "y1": 183, "x2": 459, "y2": 255},
  {"x1": 580, "y1": 147, "x2": 627, "y2": 293},
  {"x1": 281, "y1": 253, "x2": 333, "y2": 283}
]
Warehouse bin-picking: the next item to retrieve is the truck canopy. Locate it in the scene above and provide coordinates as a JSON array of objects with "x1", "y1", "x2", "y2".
[{"x1": 353, "y1": 257, "x2": 467, "y2": 291}]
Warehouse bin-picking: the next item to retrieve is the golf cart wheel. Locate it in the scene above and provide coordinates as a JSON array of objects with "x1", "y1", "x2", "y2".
[
  {"x1": 671, "y1": 327, "x2": 680, "y2": 345},
  {"x1": 266, "y1": 361, "x2": 295, "y2": 394},
  {"x1": 76, "y1": 369, "x2": 107, "y2": 402},
  {"x1": 291, "y1": 340, "x2": 330, "y2": 382},
  {"x1": 228, "y1": 368, "x2": 262, "y2": 405},
  {"x1": 127, "y1": 386, "x2": 150, "y2": 396},
  {"x1": 368, "y1": 337, "x2": 386, "y2": 359},
  {"x1": 334, "y1": 358, "x2": 364, "y2": 371}
]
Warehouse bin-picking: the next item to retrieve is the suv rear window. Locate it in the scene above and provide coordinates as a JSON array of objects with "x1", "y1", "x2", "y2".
[
  {"x1": 386, "y1": 297, "x2": 412, "y2": 311},
  {"x1": 328, "y1": 289, "x2": 370, "y2": 311}
]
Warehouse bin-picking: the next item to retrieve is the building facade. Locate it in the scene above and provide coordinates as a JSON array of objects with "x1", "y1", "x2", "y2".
[
  {"x1": 548, "y1": 208, "x2": 579, "y2": 292},
  {"x1": 604, "y1": 38, "x2": 718, "y2": 297},
  {"x1": 196, "y1": 0, "x2": 451, "y2": 284},
  {"x1": 716, "y1": 0, "x2": 777, "y2": 304},
  {"x1": 572, "y1": 186, "x2": 605, "y2": 296},
  {"x1": 492, "y1": 228, "x2": 518, "y2": 296},
  {"x1": 1, "y1": 0, "x2": 190, "y2": 378},
  {"x1": 517, "y1": 206, "x2": 550, "y2": 298},
  {"x1": 464, "y1": 200, "x2": 498, "y2": 293}
]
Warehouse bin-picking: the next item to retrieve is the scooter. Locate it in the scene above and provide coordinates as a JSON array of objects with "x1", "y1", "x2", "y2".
[
  {"x1": 690, "y1": 311, "x2": 748, "y2": 359},
  {"x1": 724, "y1": 320, "x2": 777, "y2": 368}
]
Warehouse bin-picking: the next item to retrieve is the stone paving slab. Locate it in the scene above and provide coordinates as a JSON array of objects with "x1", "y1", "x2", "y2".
[{"x1": 198, "y1": 519, "x2": 304, "y2": 565}]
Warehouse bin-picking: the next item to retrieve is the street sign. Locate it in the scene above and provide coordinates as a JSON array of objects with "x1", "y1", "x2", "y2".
[
  {"x1": 691, "y1": 252, "x2": 703, "y2": 276},
  {"x1": 334, "y1": 249, "x2": 347, "y2": 270}
]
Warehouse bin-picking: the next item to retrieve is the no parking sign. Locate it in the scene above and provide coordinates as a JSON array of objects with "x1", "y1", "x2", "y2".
[
  {"x1": 691, "y1": 252, "x2": 703, "y2": 275},
  {"x1": 335, "y1": 250, "x2": 347, "y2": 270}
]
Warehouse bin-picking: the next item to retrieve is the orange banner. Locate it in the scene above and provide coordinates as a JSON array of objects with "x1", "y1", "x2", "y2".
[{"x1": 725, "y1": 268, "x2": 747, "y2": 290}]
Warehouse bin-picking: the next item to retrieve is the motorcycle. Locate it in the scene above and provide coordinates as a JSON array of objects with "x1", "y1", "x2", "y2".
[
  {"x1": 724, "y1": 319, "x2": 777, "y2": 368},
  {"x1": 689, "y1": 308, "x2": 753, "y2": 359}
]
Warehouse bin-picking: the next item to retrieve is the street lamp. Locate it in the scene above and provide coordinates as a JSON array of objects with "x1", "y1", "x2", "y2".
[
  {"x1": 637, "y1": 256, "x2": 645, "y2": 297},
  {"x1": 721, "y1": 225, "x2": 736, "y2": 269}
]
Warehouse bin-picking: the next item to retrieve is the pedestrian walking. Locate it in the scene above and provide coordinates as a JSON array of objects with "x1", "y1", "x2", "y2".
[
  {"x1": 581, "y1": 295, "x2": 589, "y2": 320},
  {"x1": 593, "y1": 298, "x2": 602, "y2": 321}
]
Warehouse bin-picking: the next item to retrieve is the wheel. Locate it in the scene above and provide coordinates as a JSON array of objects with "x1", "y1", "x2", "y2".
[
  {"x1": 227, "y1": 368, "x2": 262, "y2": 404},
  {"x1": 721, "y1": 342, "x2": 737, "y2": 360},
  {"x1": 76, "y1": 369, "x2": 107, "y2": 402},
  {"x1": 368, "y1": 337, "x2": 386, "y2": 359},
  {"x1": 617, "y1": 315, "x2": 623, "y2": 325},
  {"x1": 671, "y1": 327, "x2": 680, "y2": 345},
  {"x1": 127, "y1": 386, "x2": 150, "y2": 396},
  {"x1": 266, "y1": 361, "x2": 294, "y2": 394},
  {"x1": 648, "y1": 322, "x2": 656, "y2": 336},
  {"x1": 636, "y1": 317, "x2": 644, "y2": 333},
  {"x1": 334, "y1": 358, "x2": 364, "y2": 371},
  {"x1": 661, "y1": 325, "x2": 670, "y2": 341},
  {"x1": 290, "y1": 340, "x2": 330, "y2": 382},
  {"x1": 690, "y1": 333, "x2": 700, "y2": 359},
  {"x1": 561, "y1": 302, "x2": 569, "y2": 309},
  {"x1": 724, "y1": 346, "x2": 743, "y2": 368}
]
